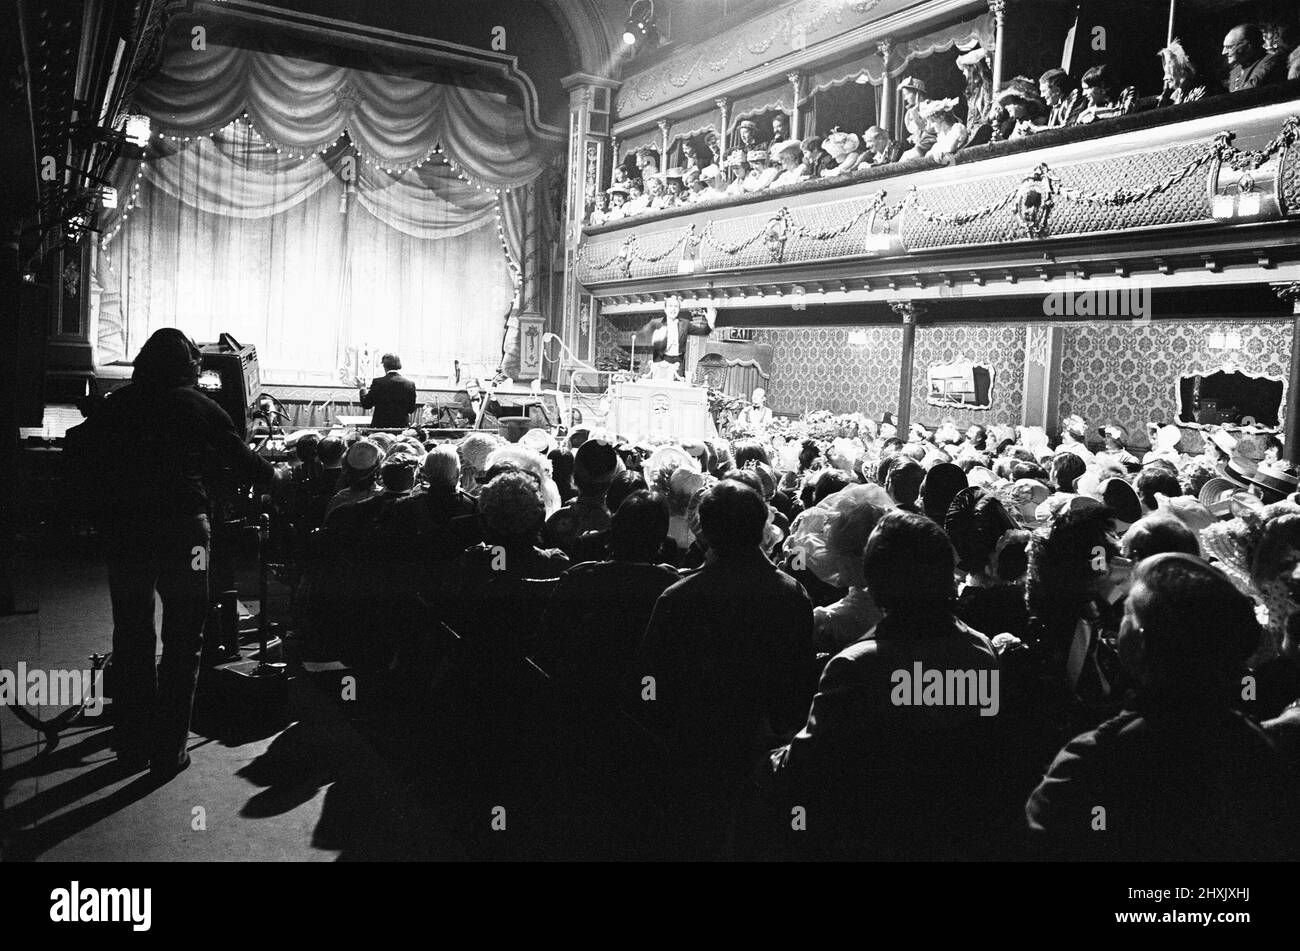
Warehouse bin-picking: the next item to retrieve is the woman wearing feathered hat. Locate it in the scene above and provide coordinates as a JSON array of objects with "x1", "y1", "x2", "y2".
[
  {"x1": 994, "y1": 75, "x2": 1048, "y2": 140},
  {"x1": 913, "y1": 97, "x2": 967, "y2": 164}
]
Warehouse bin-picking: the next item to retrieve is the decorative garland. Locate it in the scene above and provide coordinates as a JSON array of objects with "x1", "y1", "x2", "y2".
[{"x1": 579, "y1": 114, "x2": 1300, "y2": 276}]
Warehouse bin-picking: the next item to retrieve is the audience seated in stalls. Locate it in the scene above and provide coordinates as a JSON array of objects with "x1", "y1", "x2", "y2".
[
  {"x1": 772, "y1": 510, "x2": 1008, "y2": 860},
  {"x1": 1134, "y1": 464, "x2": 1183, "y2": 515},
  {"x1": 1039, "y1": 68, "x2": 1084, "y2": 128},
  {"x1": 640, "y1": 480, "x2": 817, "y2": 859},
  {"x1": 1074, "y1": 64, "x2": 1136, "y2": 124},
  {"x1": 1155, "y1": 38, "x2": 1213, "y2": 107},
  {"x1": 534, "y1": 489, "x2": 679, "y2": 714},
  {"x1": 947, "y1": 488, "x2": 1031, "y2": 642},
  {"x1": 786, "y1": 482, "x2": 893, "y2": 652},
  {"x1": 456, "y1": 431, "x2": 500, "y2": 497},
  {"x1": 820, "y1": 130, "x2": 865, "y2": 177},
  {"x1": 1026, "y1": 553, "x2": 1297, "y2": 860},
  {"x1": 548, "y1": 447, "x2": 577, "y2": 504},
  {"x1": 1224, "y1": 22, "x2": 1286, "y2": 92},
  {"x1": 324, "y1": 439, "x2": 384, "y2": 521},
  {"x1": 483, "y1": 443, "x2": 562, "y2": 516},
  {"x1": 543, "y1": 439, "x2": 621, "y2": 557},
  {"x1": 1095, "y1": 423, "x2": 1141, "y2": 472},
  {"x1": 919, "y1": 462, "x2": 968, "y2": 523},
  {"x1": 1121, "y1": 513, "x2": 1200, "y2": 562},
  {"x1": 885, "y1": 456, "x2": 924, "y2": 514}
]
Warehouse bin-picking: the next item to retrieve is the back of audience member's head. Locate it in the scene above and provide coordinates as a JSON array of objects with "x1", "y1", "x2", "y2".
[
  {"x1": 548, "y1": 448, "x2": 576, "y2": 496},
  {"x1": 724, "y1": 469, "x2": 765, "y2": 495},
  {"x1": 920, "y1": 462, "x2": 968, "y2": 522},
  {"x1": 1134, "y1": 465, "x2": 1182, "y2": 511},
  {"x1": 1122, "y1": 514, "x2": 1200, "y2": 562},
  {"x1": 945, "y1": 487, "x2": 1017, "y2": 575},
  {"x1": 317, "y1": 436, "x2": 346, "y2": 469},
  {"x1": 573, "y1": 439, "x2": 620, "y2": 496},
  {"x1": 295, "y1": 433, "x2": 321, "y2": 464},
  {"x1": 885, "y1": 457, "x2": 924, "y2": 507},
  {"x1": 421, "y1": 444, "x2": 461, "y2": 493},
  {"x1": 1011, "y1": 461, "x2": 1050, "y2": 484},
  {"x1": 731, "y1": 437, "x2": 772, "y2": 470},
  {"x1": 478, "y1": 471, "x2": 546, "y2": 546},
  {"x1": 1050, "y1": 453, "x2": 1086, "y2": 493},
  {"x1": 606, "y1": 469, "x2": 647, "y2": 515},
  {"x1": 1251, "y1": 512, "x2": 1300, "y2": 587},
  {"x1": 609, "y1": 489, "x2": 670, "y2": 563},
  {"x1": 1123, "y1": 554, "x2": 1260, "y2": 699},
  {"x1": 697, "y1": 480, "x2": 768, "y2": 554},
  {"x1": 862, "y1": 510, "x2": 958, "y2": 613},
  {"x1": 380, "y1": 448, "x2": 420, "y2": 494},
  {"x1": 1027, "y1": 502, "x2": 1120, "y2": 622},
  {"x1": 813, "y1": 468, "x2": 855, "y2": 504}
]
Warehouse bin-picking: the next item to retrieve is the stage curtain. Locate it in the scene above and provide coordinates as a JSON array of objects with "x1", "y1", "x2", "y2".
[
  {"x1": 96, "y1": 121, "x2": 514, "y2": 384},
  {"x1": 131, "y1": 24, "x2": 552, "y2": 188}
]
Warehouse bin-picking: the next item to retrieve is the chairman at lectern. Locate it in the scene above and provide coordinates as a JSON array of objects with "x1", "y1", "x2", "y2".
[{"x1": 649, "y1": 297, "x2": 716, "y2": 373}]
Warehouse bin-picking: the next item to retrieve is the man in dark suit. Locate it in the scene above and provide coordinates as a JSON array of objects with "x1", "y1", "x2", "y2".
[
  {"x1": 357, "y1": 353, "x2": 417, "y2": 429},
  {"x1": 640, "y1": 480, "x2": 816, "y2": 858},
  {"x1": 648, "y1": 297, "x2": 715, "y2": 373}
]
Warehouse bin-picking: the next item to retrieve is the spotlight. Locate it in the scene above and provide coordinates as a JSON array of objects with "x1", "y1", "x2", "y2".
[
  {"x1": 623, "y1": 0, "x2": 658, "y2": 49},
  {"x1": 123, "y1": 114, "x2": 151, "y2": 147}
]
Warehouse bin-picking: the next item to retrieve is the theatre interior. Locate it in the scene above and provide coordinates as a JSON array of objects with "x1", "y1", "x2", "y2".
[{"x1": 2, "y1": 0, "x2": 1300, "y2": 864}]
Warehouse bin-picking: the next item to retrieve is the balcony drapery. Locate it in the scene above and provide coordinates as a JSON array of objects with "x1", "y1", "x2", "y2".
[{"x1": 95, "y1": 25, "x2": 551, "y2": 384}]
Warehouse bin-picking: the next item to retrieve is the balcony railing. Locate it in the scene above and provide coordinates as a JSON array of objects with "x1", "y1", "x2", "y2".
[{"x1": 576, "y1": 80, "x2": 1300, "y2": 292}]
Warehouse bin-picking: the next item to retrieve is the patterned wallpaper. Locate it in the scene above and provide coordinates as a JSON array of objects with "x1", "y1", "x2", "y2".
[
  {"x1": 596, "y1": 317, "x2": 1289, "y2": 447},
  {"x1": 1058, "y1": 319, "x2": 1293, "y2": 451},
  {"x1": 750, "y1": 326, "x2": 903, "y2": 417},
  {"x1": 909, "y1": 324, "x2": 1026, "y2": 429},
  {"x1": 749, "y1": 323, "x2": 1026, "y2": 425}
]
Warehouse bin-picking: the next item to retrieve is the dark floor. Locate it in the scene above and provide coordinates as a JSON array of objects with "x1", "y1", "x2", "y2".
[{"x1": 0, "y1": 533, "x2": 650, "y2": 862}]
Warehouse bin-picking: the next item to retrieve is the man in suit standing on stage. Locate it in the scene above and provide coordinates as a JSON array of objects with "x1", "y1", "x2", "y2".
[
  {"x1": 357, "y1": 353, "x2": 417, "y2": 429},
  {"x1": 649, "y1": 297, "x2": 716, "y2": 378}
]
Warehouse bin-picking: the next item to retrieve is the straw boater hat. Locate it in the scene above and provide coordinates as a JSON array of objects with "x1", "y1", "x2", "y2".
[
  {"x1": 1247, "y1": 459, "x2": 1300, "y2": 501},
  {"x1": 738, "y1": 119, "x2": 760, "y2": 133},
  {"x1": 1208, "y1": 427, "x2": 1238, "y2": 456},
  {"x1": 1199, "y1": 476, "x2": 1243, "y2": 516},
  {"x1": 607, "y1": 182, "x2": 630, "y2": 197},
  {"x1": 663, "y1": 167, "x2": 685, "y2": 182}
]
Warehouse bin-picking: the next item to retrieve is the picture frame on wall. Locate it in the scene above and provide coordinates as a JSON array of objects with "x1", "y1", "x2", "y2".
[{"x1": 927, "y1": 358, "x2": 994, "y2": 410}]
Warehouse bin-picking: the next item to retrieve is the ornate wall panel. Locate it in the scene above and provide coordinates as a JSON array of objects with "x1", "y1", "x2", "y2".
[
  {"x1": 908, "y1": 324, "x2": 1025, "y2": 428},
  {"x1": 750, "y1": 325, "x2": 902, "y2": 416},
  {"x1": 1057, "y1": 319, "x2": 1292, "y2": 451}
]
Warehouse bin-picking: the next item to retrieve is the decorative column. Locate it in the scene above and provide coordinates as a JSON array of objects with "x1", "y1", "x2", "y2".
[
  {"x1": 891, "y1": 301, "x2": 923, "y2": 432},
  {"x1": 560, "y1": 72, "x2": 620, "y2": 378},
  {"x1": 716, "y1": 97, "x2": 730, "y2": 151},
  {"x1": 1275, "y1": 282, "x2": 1300, "y2": 463},
  {"x1": 1022, "y1": 324, "x2": 1065, "y2": 433},
  {"x1": 657, "y1": 119, "x2": 670, "y2": 165},
  {"x1": 877, "y1": 38, "x2": 894, "y2": 135},
  {"x1": 989, "y1": 0, "x2": 1007, "y2": 92},
  {"x1": 788, "y1": 72, "x2": 803, "y2": 139}
]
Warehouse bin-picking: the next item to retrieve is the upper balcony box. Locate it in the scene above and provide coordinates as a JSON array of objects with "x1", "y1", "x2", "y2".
[{"x1": 578, "y1": 84, "x2": 1300, "y2": 290}]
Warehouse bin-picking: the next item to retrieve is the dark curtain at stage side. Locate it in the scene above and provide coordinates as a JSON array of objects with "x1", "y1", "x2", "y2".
[{"x1": 96, "y1": 124, "x2": 515, "y2": 384}]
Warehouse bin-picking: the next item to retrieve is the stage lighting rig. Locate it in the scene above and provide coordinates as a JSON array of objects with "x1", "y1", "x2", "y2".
[{"x1": 623, "y1": 0, "x2": 660, "y2": 51}]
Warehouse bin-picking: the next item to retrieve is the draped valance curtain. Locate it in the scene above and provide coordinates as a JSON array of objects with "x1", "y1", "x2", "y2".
[{"x1": 96, "y1": 24, "x2": 557, "y2": 385}]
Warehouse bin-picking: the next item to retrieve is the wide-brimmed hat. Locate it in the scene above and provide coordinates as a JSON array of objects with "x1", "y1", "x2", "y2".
[
  {"x1": 897, "y1": 76, "x2": 928, "y2": 95},
  {"x1": 646, "y1": 444, "x2": 699, "y2": 480},
  {"x1": 1248, "y1": 460, "x2": 1300, "y2": 499},
  {"x1": 518, "y1": 427, "x2": 557, "y2": 455},
  {"x1": 1199, "y1": 516, "x2": 1260, "y2": 597},
  {"x1": 823, "y1": 130, "x2": 860, "y2": 157},
  {"x1": 343, "y1": 439, "x2": 382, "y2": 473},
  {"x1": 738, "y1": 119, "x2": 759, "y2": 132},
  {"x1": 995, "y1": 76, "x2": 1046, "y2": 111},
  {"x1": 1099, "y1": 477, "x2": 1142, "y2": 529},
  {"x1": 1098, "y1": 423, "x2": 1128, "y2": 445},
  {"x1": 786, "y1": 483, "x2": 894, "y2": 588},
  {"x1": 1208, "y1": 428, "x2": 1238, "y2": 455},
  {"x1": 956, "y1": 45, "x2": 989, "y2": 68},
  {"x1": 1199, "y1": 476, "x2": 1242, "y2": 515},
  {"x1": 746, "y1": 148, "x2": 770, "y2": 163},
  {"x1": 1218, "y1": 454, "x2": 1259, "y2": 488},
  {"x1": 918, "y1": 97, "x2": 961, "y2": 121}
]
